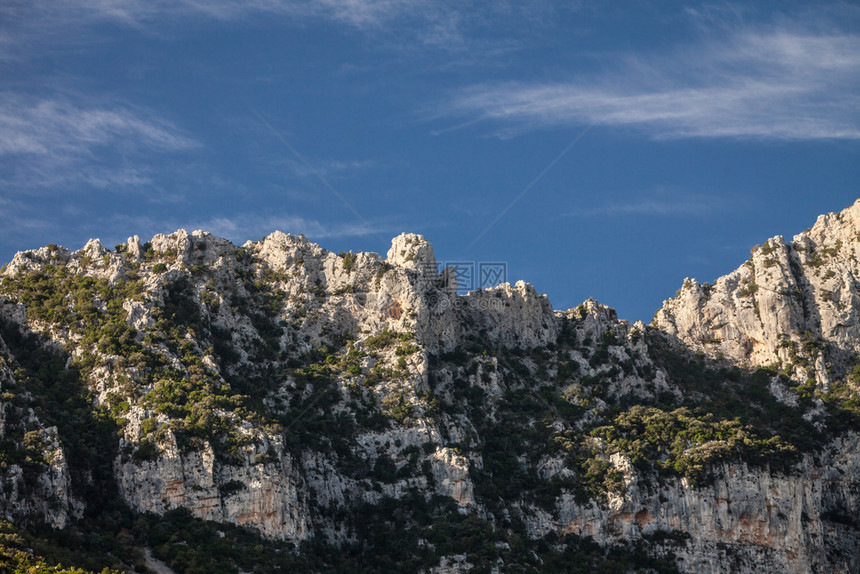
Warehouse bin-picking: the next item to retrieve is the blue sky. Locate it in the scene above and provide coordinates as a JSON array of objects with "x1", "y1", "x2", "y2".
[{"x1": 1, "y1": 1, "x2": 859, "y2": 322}]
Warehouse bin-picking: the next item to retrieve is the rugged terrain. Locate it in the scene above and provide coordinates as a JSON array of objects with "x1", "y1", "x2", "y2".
[{"x1": 2, "y1": 202, "x2": 860, "y2": 573}]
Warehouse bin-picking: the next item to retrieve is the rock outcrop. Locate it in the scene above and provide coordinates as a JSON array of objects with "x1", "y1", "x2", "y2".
[
  {"x1": 655, "y1": 199, "x2": 860, "y2": 386},
  {"x1": 531, "y1": 432, "x2": 860, "y2": 574},
  {"x1": 115, "y1": 431, "x2": 310, "y2": 541}
]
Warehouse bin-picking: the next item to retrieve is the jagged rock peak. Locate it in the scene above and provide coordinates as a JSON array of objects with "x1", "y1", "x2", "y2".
[
  {"x1": 253, "y1": 230, "x2": 314, "y2": 251},
  {"x1": 800, "y1": 197, "x2": 860, "y2": 245},
  {"x1": 562, "y1": 297, "x2": 618, "y2": 323},
  {"x1": 5, "y1": 243, "x2": 71, "y2": 274},
  {"x1": 248, "y1": 230, "x2": 327, "y2": 272},
  {"x1": 81, "y1": 238, "x2": 107, "y2": 257},
  {"x1": 387, "y1": 233, "x2": 436, "y2": 274},
  {"x1": 654, "y1": 198, "x2": 860, "y2": 384},
  {"x1": 148, "y1": 229, "x2": 237, "y2": 265},
  {"x1": 125, "y1": 234, "x2": 142, "y2": 259}
]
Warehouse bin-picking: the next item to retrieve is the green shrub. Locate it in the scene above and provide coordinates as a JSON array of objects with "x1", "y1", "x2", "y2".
[
  {"x1": 738, "y1": 282, "x2": 757, "y2": 297},
  {"x1": 365, "y1": 329, "x2": 413, "y2": 350},
  {"x1": 381, "y1": 391, "x2": 413, "y2": 424},
  {"x1": 340, "y1": 251, "x2": 356, "y2": 273}
]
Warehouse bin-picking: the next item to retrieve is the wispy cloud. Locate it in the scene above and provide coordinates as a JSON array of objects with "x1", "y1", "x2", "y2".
[
  {"x1": 0, "y1": 92, "x2": 196, "y2": 190},
  {"x1": 562, "y1": 192, "x2": 727, "y2": 218},
  {"x1": 0, "y1": 206, "x2": 390, "y2": 261},
  {"x1": 0, "y1": 0, "x2": 567, "y2": 61},
  {"x1": 0, "y1": 197, "x2": 53, "y2": 238},
  {"x1": 91, "y1": 212, "x2": 390, "y2": 251},
  {"x1": 0, "y1": 93, "x2": 194, "y2": 155},
  {"x1": 54, "y1": 0, "x2": 428, "y2": 29},
  {"x1": 436, "y1": 28, "x2": 860, "y2": 140},
  {"x1": 269, "y1": 158, "x2": 378, "y2": 181},
  {"x1": 200, "y1": 213, "x2": 385, "y2": 241}
]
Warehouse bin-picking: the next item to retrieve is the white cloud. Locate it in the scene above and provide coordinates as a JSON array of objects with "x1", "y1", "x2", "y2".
[
  {"x1": 0, "y1": 197, "x2": 52, "y2": 237},
  {"x1": 61, "y1": 0, "x2": 420, "y2": 28},
  {"x1": 437, "y1": 29, "x2": 860, "y2": 140},
  {"x1": 0, "y1": 206, "x2": 390, "y2": 262},
  {"x1": 0, "y1": 93, "x2": 196, "y2": 190},
  {"x1": 0, "y1": 0, "x2": 567, "y2": 61},
  {"x1": 94, "y1": 212, "x2": 388, "y2": 250},
  {"x1": 0, "y1": 94, "x2": 195, "y2": 155},
  {"x1": 270, "y1": 158, "x2": 378, "y2": 181},
  {"x1": 0, "y1": 0, "x2": 442, "y2": 41},
  {"x1": 562, "y1": 192, "x2": 725, "y2": 218},
  {"x1": 201, "y1": 213, "x2": 383, "y2": 241}
]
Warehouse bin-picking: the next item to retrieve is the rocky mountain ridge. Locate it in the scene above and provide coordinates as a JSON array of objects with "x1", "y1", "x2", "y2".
[
  {"x1": 1, "y1": 202, "x2": 859, "y2": 573},
  {"x1": 656, "y1": 199, "x2": 860, "y2": 387}
]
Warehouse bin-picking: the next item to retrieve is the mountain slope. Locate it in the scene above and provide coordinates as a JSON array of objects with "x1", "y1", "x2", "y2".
[{"x1": 0, "y1": 205, "x2": 859, "y2": 573}]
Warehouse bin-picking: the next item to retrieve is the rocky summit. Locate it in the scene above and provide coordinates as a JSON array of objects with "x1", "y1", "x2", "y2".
[{"x1": 2, "y1": 204, "x2": 860, "y2": 573}]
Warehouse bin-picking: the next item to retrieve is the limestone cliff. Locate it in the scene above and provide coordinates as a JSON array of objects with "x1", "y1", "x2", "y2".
[
  {"x1": 0, "y1": 208, "x2": 858, "y2": 573},
  {"x1": 655, "y1": 199, "x2": 860, "y2": 387}
]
